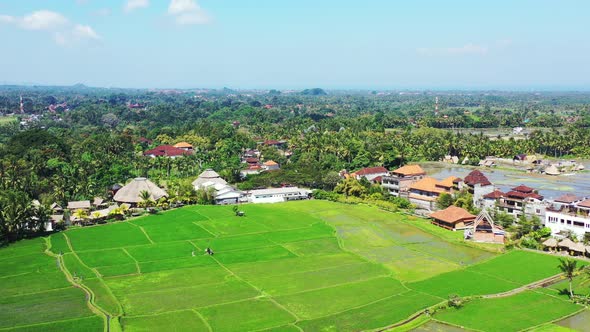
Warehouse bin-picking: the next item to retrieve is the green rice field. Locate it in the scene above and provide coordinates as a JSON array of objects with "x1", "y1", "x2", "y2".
[{"x1": 0, "y1": 200, "x2": 586, "y2": 331}]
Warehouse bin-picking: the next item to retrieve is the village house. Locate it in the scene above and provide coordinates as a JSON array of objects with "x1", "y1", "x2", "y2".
[
  {"x1": 262, "y1": 160, "x2": 280, "y2": 171},
  {"x1": 381, "y1": 164, "x2": 426, "y2": 197},
  {"x1": 144, "y1": 145, "x2": 192, "y2": 158},
  {"x1": 240, "y1": 166, "x2": 262, "y2": 179},
  {"x1": 351, "y1": 166, "x2": 389, "y2": 182},
  {"x1": 173, "y1": 142, "x2": 194, "y2": 151},
  {"x1": 429, "y1": 205, "x2": 476, "y2": 231}
]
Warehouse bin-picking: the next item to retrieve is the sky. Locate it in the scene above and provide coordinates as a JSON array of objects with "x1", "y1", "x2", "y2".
[{"x1": 0, "y1": 0, "x2": 589, "y2": 90}]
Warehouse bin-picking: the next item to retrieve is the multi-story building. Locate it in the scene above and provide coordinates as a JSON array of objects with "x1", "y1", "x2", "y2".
[
  {"x1": 545, "y1": 197, "x2": 590, "y2": 240},
  {"x1": 457, "y1": 170, "x2": 495, "y2": 208},
  {"x1": 381, "y1": 165, "x2": 426, "y2": 197},
  {"x1": 408, "y1": 176, "x2": 457, "y2": 210},
  {"x1": 496, "y1": 185, "x2": 544, "y2": 218}
]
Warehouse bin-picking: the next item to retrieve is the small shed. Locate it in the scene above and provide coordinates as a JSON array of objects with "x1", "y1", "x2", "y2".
[
  {"x1": 558, "y1": 238, "x2": 576, "y2": 252},
  {"x1": 545, "y1": 165, "x2": 560, "y2": 176},
  {"x1": 542, "y1": 238, "x2": 558, "y2": 251},
  {"x1": 67, "y1": 200, "x2": 91, "y2": 210},
  {"x1": 429, "y1": 206, "x2": 476, "y2": 231}
]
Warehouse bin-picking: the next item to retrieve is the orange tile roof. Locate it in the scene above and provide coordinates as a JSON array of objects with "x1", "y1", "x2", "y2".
[
  {"x1": 429, "y1": 206, "x2": 476, "y2": 224},
  {"x1": 392, "y1": 164, "x2": 426, "y2": 176},
  {"x1": 437, "y1": 176, "x2": 459, "y2": 188},
  {"x1": 409, "y1": 177, "x2": 443, "y2": 193},
  {"x1": 263, "y1": 160, "x2": 278, "y2": 166},
  {"x1": 174, "y1": 142, "x2": 193, "y2": 148}
]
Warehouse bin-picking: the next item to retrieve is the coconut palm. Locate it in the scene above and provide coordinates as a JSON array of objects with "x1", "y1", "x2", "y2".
[
  {"x1": 139, "y1": 190, "x2": 153, "y2": 208},
  {"x1": 558, "y1": 258, "x2": 582, "y2": 299}
]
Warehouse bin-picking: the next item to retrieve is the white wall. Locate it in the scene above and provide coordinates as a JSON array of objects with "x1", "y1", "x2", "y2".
[{"x1": 545, "y1": 211, "x2": 590, "y2": 240}]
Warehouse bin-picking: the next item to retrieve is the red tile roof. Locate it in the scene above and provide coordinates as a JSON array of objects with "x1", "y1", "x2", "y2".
[
  {"x1": 430, "y1": 206, "x2": 476, "y2": 224},
  {"x1": 577, "y1": 199, "x2": 590, "y2": 208},
  {"x1": 505, "y1": 190, "x2": 544, "y2": 200},
  {"x1": 464, "y1": 170, "x2": 492, "y2": 186},
  {"x1": 484, "y1": 190, "x2": 505, "y2": 199},
  {"x1": 264, "y1": 139, "x2": 281, "y2": 146},
  {"x1": 354, "y1": 166, "x2": 388, "y2": 176},
  {"x1": 144, "y1": 145, "x2": 191, "y2": 157},
  {"x1": 555, "y1": 194, "x2": 582, "y2": 204},
  {"x1": 512, "y1": 185, "x2": 534, "y2": 193}
]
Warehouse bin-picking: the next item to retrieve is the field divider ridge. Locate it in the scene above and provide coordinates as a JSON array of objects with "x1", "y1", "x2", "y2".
[
  {"x1": 62, "y1": 233, "x2": 101, "y2": 279},
  {"x1": 126, "y1": 222, "x2": 155, "y2": 244},
  {"x1": 209, "y1": 256, "x2": 302, "y2": 322},
  {"x1": 191, "y1": 221, "x2": 218, "y2": 238},
  {"x1": 121, "y1": 248, "x2": 142, "y2": 274},
  {"x1": 191, "y1": 309, "x2": 213, "y2": 332},
  {"x1": 42, "y1": 237, "x2": 112, "y2": 332}
]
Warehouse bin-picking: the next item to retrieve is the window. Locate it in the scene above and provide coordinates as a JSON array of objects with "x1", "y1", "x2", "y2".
[{"x1": 573, "y1": 221, "x2": 584, "y2": 227}]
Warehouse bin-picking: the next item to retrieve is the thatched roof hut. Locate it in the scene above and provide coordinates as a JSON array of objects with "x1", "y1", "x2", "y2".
[
  {"x1": 545, "y1": 165, "x2": 560, "y2": 176},
  {"x1": 558, "y1": 238, "x2": 575, "y2": 249},
  {"x1": 542, "y1": 238, "x2": 558, "y2": 248},
  {"x1": 570, "y1": 242, "x2": 586, "y2": 254},
  {"x1": 113, "y1": 178, "x2": 167, "y2": 204}
]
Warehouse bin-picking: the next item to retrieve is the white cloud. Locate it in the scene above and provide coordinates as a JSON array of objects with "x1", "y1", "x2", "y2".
[
  {"x1": 73, "y1": 24, "x2": 100, "y2": 39},
  {"x1": 125, "y1": 0, "x2": 149, "y2": 12},
  {"x1": 93, "y1": 8, "x2": 112, "y2": 17},
  {"x1": 0, "y1": 15, "x2": 16, "y2": 24},
  {"x1": 168, "y1": 0, "x2": 198, "y2": 15},
  {"x1": 417, "y1": 43, "x2": 489, "y2": 56},
  {"x1": 168, "y1": 0, "x2": 211, "y2": 25},
  {"x1": 20, "y1": 10, "x2": 69, "y2": 30},
  {"x1": 0, "y1": 10, "x2": 100, "y2": 45}
]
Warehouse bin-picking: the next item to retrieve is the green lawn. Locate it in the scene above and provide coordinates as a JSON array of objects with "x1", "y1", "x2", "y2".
[{"x1": 0, "y1": 200, "x2": 583, "y2": 331}]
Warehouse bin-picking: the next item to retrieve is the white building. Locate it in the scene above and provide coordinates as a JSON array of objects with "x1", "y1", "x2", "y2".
[
  {"x1": 247, "y1": 187, "x2": 310, "y2": 204},
  {"x1": 545, "y1": 197, "x2": 590, "y2": 240},
  {"x1": 193, "y1": 169, "x2": 244, "y2": 205}
]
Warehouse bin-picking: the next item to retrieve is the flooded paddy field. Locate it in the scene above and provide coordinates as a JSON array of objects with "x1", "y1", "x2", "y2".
[{"x1": 424, "y1": 162, "x2": 590, "y2": 199}]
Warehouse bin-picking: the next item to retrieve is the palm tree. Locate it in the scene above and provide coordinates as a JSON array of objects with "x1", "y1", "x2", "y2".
[
  {"x1": 139, "y1": 190, "x2": 152, "y2": 208},
  {"x1": 558, "y1": 258, "x2": 582, "y2": 299}
]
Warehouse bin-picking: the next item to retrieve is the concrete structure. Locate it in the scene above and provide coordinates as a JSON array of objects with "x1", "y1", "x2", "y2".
[
  {"x1": 545, "y1": 197, "x2": 590, "y2": 240},
  {"x1": 408, "y1": 177, "x2": 443, "y2": 210},
  {"x1": 458, "y1": 170, "x2": 495, "y2": 208},
  {"x1": 497, "y1": 185, "x2": 544, "y2": 218},
  {"x1": 193, "y1": 169, "x2": 244, "y2": 204},
  {"x1": 247, "y1": 187, "x2": 310, "y2": 204},
  {"x1": 381, "y1": 165, "x2": 426, "y2": 197}
]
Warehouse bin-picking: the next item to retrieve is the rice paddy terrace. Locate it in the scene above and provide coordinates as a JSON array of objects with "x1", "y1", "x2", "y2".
[{"x1": 0, "y1": 201, "x2": 587, "y2": 332}]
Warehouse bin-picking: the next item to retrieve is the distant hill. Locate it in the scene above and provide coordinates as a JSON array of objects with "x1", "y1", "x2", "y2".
[{"x1": 300, "y1": 88, "x2": 327, "y2": 96}]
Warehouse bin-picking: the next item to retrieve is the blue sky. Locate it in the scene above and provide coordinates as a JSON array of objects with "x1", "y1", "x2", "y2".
[{"x1": 0, "y1": 0, "x2": 589, "y2": 89}]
